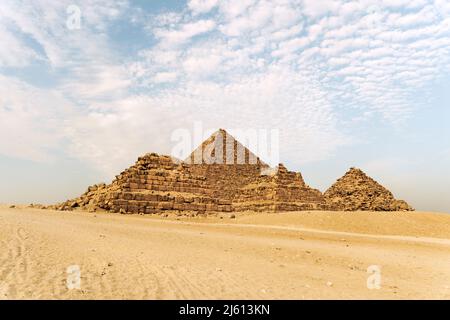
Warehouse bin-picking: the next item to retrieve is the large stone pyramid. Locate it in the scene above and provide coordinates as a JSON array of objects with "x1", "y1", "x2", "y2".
[
  {"x1": 48, "y1": 130, "x2": 412, "y2": 215},
  {"x1": 324, "y1": 168, "x2": 413, "y2": 211}
]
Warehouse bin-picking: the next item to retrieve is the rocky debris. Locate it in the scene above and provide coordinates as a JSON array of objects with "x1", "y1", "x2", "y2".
[
  {"x1": 218, "y1": 213, "x2": 236, "y2": 219},
  {"x1": 46, "y1": 182, "x2": 110, "y2": 212},
  {"x1": 324, "y1": 168, "x2": 414, "y2": 211},
  {"x1": 28, "y1": 203, "x2": 47, "y2": 209}
]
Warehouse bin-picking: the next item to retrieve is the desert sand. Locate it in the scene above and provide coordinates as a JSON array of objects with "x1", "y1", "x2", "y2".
[{"x1": 0, "y1": 205, "x2": 449, "y2": 299}]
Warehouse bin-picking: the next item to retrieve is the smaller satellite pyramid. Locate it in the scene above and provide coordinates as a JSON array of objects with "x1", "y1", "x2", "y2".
[
  {"x1": 233, "y1": 164, "x2": 327, "y2": 212},
  {"x1": 324, "y1": 168, "x2": 413, "y2": 211},
  {"x1": 49, "y1": 153, "x2": 233, "y2": 214}
]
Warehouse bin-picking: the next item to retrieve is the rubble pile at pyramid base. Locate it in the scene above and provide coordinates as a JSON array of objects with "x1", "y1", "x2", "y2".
[
  {"x1": 46, "y1": 182, "x2": 112, "y2": 212},
  {"x1": 47, "y1": 129, "x2": 413, "y2": 215},
  {"x1": 324, "y1": 168, "x2": 414, "y2": 211}
]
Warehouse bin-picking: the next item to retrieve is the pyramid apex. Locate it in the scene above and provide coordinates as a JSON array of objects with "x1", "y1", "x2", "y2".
[
  {"x1": 347, "y1": 167, "x2": 365, "y2": 174},
  {"x1": 215, "y1": 128, "x2": 228, "y2": 135},
  {"x1": 184, "y1": 128, "x2": 266, "y2": 166}
]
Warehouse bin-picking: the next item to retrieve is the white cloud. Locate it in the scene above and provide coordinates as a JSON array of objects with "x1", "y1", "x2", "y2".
[
  {"x1": 0, "y1": 0, "x2": 127, "y2": 67},
  {"x1": 0, "y1": 25, "x2": 39, "y2": 67},
  {"x1": 152, "y1": 72, "x2": 178, "y2": 83},
  {"x1": 272, "y1": 37, "x2": 310, "y2": 58},
  {"x1": 270, "y1": 24, "x2": 303, "y2": 41},
  {"x1": 155, "y1": 19, "x2": 216, "y2": 46},
  {"x1": 218, "y1": 0, "x2": 256, "y2": 19},
  {"x1": 188, "y1": 0, "x2": 219, "y2": 15},
  {"x1": 386, "y1": 5, "x2": 438, "y2": 28},
  {"x1": 61, "y1": 64, "x2": 132, "y2": 100},
  {"x1": 219, "y1": 0, "x2": 303, "y2": 37},
  {"x1": 131, "y1": 0, "x2": 450, "y2": 144},
  {"x1": 301, "y1": 0, "x2": 341, "y2": 19},
  {"x1": 0, "y1": 75, "x2": 73, "y2": 162},
  {"x1": 183, "y1": 54, "x2": 222, "y2": 77}
]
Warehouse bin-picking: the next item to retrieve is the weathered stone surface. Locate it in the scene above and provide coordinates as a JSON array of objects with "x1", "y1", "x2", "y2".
[
  {"x1": 232, "y1": 164, "x2": 328, "y2": 212},
  {"x1": 324, "y1": 168, "x2": 414, "y2": 211}
]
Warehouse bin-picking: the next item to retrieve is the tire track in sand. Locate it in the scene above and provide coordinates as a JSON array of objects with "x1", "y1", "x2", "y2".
[{"x1": 0, "y1": 224, "x2": 32, "y2": 298}]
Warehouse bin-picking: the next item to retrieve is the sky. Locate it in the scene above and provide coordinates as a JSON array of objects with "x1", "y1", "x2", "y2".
[{"x1": 0, "y1": 0, "x2": 449, "y2": 212}]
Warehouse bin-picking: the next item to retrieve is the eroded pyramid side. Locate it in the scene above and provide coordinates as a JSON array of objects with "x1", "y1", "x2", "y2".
[{"x1": 233, "y1": 164, "x2": 328, "y2": 212}]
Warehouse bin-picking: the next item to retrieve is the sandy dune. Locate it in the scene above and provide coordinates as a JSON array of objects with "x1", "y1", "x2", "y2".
[{"x1": 0, "y1": 205, "x2": 449, "y2": 299}]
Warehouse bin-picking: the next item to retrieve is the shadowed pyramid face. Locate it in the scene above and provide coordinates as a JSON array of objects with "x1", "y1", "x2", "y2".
[{"x1": 185, "y1": 129, "x2": 267, "y2": 166}]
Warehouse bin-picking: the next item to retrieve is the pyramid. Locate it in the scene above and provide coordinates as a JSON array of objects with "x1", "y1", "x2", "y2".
[
  {"x1": 324, "y1": 168, "x2": 413, "y2": 211},
  {"x1": 47, "y1": 130, "x2": 413, "y2": 215}
]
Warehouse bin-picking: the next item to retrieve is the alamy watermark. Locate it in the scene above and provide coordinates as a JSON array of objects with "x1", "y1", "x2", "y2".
[
  {"x1": 66, "y1": 265, "x2": 81, "y2": 290},
  {"x1": 66, "y1": 5, "x2": 82, "y2": 30},
  {"x1": 366, "y1": 265, "x2": 381, "y2": 290}
]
